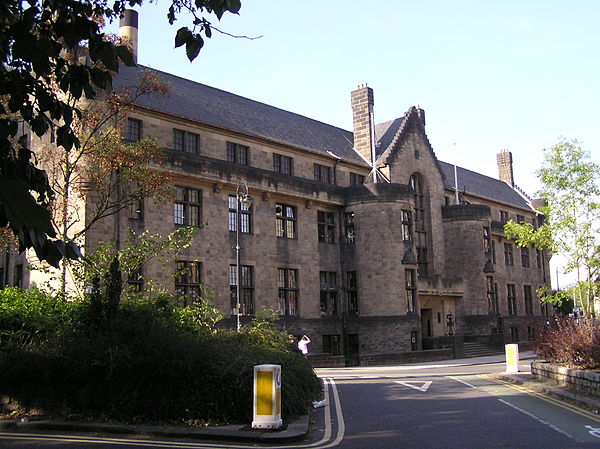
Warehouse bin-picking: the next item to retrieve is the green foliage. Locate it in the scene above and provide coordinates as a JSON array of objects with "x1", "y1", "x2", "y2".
[
  {"x1": 0, "y1": 287, "x2": 76, "y2": 349},
  {"x1": 104, "y1": 256, "x2": 122, "y2": 320},
  {"x1": 173, "y1": 287, "x2": 224, "y2": 333},
  {"x1": 0, "y1": 0, "x2": 241, "y2": 266},
  {"x1": 239, "y1": 309, "x2": 291, "y2": 351},
  {"x1": 503, "y1": 138, "x2": 600, "y2": 315},
  {"x1": 69, "y1": 226, "x2": 199, "y2": 299},
  {"x1": 0, "y1": 288, "x2": 320, "y2": 423},
  {"x1": 535, "y1": 318, "x2": 600, "y2": 369}
]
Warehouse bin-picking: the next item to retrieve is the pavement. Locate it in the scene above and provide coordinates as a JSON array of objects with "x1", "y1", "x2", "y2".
[{"x1": 1, "y1": 351, "x2": 599, "y2": 443}]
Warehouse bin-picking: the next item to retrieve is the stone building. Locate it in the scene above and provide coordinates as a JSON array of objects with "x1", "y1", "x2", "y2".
[{"x1": 0, "y1": 11, "x2": 551, "y2": 363}]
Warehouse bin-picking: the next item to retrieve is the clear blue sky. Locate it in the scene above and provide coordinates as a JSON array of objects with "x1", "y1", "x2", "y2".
[{"x1": 107, "y1": 0, "x2": 600, "y2": 287}]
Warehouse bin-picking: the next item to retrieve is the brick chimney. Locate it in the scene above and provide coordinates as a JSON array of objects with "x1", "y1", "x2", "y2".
[
  {"x1": 351, "y1": 84, "x2": 375, "y2": 164},
  {"x1": 119, "y1": 9, "x2": 138, "y2": 63},
  {"x1": 497, "y1": 149, "x2": 514, "y2": 187}
]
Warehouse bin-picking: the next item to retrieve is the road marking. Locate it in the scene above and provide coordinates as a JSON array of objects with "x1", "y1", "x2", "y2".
[
  {"x1": 483, "y1": 375, "x2": 600, "y2": 423},
  {"x1": 585, "y1": 425, "x2": 600, "y2": 438},
  {"x1": 394, "y1": 380, "x2": 432, "y2": 392},
  {"x1": 447, "y1": 376, "x2": 477, "y2": 388},
  {"x1": 498, "y1": 399, "x2": 579, "y2": 442}
]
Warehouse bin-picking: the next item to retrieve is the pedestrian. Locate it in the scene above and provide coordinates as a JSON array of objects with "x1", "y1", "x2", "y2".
[{"x1": 298, "y1": 334, "x2": 311, "y2": 357}]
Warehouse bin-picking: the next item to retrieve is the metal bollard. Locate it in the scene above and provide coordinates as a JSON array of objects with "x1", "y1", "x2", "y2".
[{"x1": 252, "y1": 364, "x2": 282, "y2": 429}]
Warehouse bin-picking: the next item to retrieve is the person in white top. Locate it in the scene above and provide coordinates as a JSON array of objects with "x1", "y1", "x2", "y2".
[{"x1": 297, "y1": 335, "x2": 311, "y2": 357}]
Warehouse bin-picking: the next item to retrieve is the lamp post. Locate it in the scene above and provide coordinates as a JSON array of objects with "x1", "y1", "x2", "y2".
[{"x1": 235, "y1": 182, "x2": 252, "y2": 332}]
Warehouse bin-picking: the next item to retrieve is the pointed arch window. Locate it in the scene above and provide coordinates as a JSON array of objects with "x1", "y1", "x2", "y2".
[{"x1": 410, "y1": 173, "x2": 429, "y2": 279}]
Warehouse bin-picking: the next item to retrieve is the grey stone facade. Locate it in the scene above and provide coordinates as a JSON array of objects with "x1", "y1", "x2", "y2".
[{"x1": 1, "y1": 54, "x2": 552, "y2": 364}]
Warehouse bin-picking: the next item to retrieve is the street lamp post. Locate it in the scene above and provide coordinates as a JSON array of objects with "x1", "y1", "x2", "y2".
[{"x1": 235, "y1": 182, "x2": 252, "y2": 332}]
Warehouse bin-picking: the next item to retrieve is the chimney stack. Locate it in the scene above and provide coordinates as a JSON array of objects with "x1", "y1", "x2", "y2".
[
  {"x1": 119, "y1": 9, "x2": 138, "y2": 63},
  {"x1": 497, "y1": 149, "x2": 514, "y2": 187},
  {"x1": 351, "y1": 84, "x2": 375, "y2": 164}
]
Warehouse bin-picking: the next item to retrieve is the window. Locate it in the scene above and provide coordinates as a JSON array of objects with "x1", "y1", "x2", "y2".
[
  {"x1": 13, "y1": 264, "x2": 23, "y2": 288},
  {"x1": 417, "y1": 247, "x2": 428, "y2": 278},
  {"x1": 319, "y1": 272, "x2": 338, "y2": 315},
  {"x1": 228, "y1": 195, "x2": 252, "y2": 233},
  {"x1": 536, "y1": 249, "x2": 542, "y2": 269},
  {"x1": 494, "y1": 282, "x2": 499, "y2": 315},
  {"x1": 227, "y1": 142, "x2": 249, "y2": 165},
  {"x1": 499, "y1": 210, "x2": 509, "y2": 223},
  {"x1": 527, "y1": 326, "x2": 535, "y2": 340},
  {"x1": 483, "y1": 226, "x2": 491, "y2": 253},
  {"x1": 173, "y1": 129, "x2": 199, "y2": 154},
  {"x1": 410, "y1": 174, "x2": 429, "y2": 279},
  {"x1": 344, "y1": 212, "x2": 355, "y2": 243},
  {"x1": 401, "y1": 210, "x2": 412, "y2": 241},
  {"x1": 323, "y1": 335, "x2": 341, "y2": 355},
  {"x1": 278, "y1": 268, "x2": 298, "y2": 316},
  {"x1": 18, "y1": 134, "x2": 29, "y2": 149},
  {"x1": 491, "y1": 241, "x2": 497, "y2": 264},
  {"x1": 318, "y1": 211, "x2": 335, "y2": 243},
  {"x1": 175, "y1": 261, "x2": 201, "y2": 306},
  {"x1": 486, "y1": 276, "x2": 496, "y2": 314},
  {"x1": 127, "y1": 267, "x2": 144, "y2": 292},
  {"x1": 174, "y1": 186, "x2": 201, "y2": 226},
  {"x1": 405, "y1": 269, "x2": 416, "y2": 313},
  {"x1": 521, "y1": 247, "x2": 530, "y2": 268},
  {"x1": 346, "y1": 271, "x2": 358, "y2": 315},
  {"x1": 516, "y1": 214, "x2": 525, "y2": 224},
  {"x1": 0, "y1": 267, "x2": 4, "y2": 288},
  {"x1": 510, "y1": 326, "x2": 519, "y2": 343},
  {"x1": 314, "y1": 164, "x2": 332, "y2": 183},
  {"x1": 273, "y1": 154, "x2": 293, "y2": 175},
  {"x1": 129, "y1": 198, "x2": 143, "y2": 221},
  {"x1": 276, "y1": 203, "x2": 296, "y2": 239},
  {"x1": 126, "y1": 118, "x2": 142, "y2": 142},
  {"x1": 524, "y1": 285, "x2": 533, "y2": 315},
  {"x1": 230, "y1": 265, "x2": 254, "y2": 315},
  {"x1": 507, "y1": 284, "x2": 517, "y2": 316},
  {"x1": 350, "y1": 172, "x2": 365, "y2": 186},
  {"x1": 504, "y1": 243, "x2": 514, "y2": 266}
]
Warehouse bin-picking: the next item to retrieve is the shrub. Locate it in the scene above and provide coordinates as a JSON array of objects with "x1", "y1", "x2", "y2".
[
  {"x1": 535, "y1": 317, "x2": 600, "y2": 369},
  {"x1": 0, "y1": 287, "x2": 76, "y2": 349},
  {"x1": 0, "y1": 291, "x2": 321, "y2": 424}
]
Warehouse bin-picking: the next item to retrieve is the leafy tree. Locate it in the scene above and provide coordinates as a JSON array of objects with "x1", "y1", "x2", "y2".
[
  {"x1": 38, "y1": 70, "x2": 171, "y2": 246},
  {"x1": 504, "y1": 138, "x2": 600, "y2": 315},
  {"x1": 0, "y1": 0, "x2": 242, "y2": 267},
  {"x1": 70, "y1": 226, "x2": 200, "y2": 299}
]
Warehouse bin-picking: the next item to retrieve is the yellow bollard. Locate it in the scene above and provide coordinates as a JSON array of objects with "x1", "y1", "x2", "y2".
[
  {"x1": 505, "y1": 343, "x2": 519, "y2": 374},
  {"x1": 252, "y1": 364, "x2": 282, "y2": 429}
]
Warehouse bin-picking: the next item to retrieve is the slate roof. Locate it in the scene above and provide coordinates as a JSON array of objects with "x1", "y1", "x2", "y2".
[
  {"x1": 438, "y1": 160, "x2": 532, "y2": 210},
  {"x1": 375, "y1": 118, "x2": 404, "y2": 158},
  {"x1": 113, "y1": 65, "x2": 532, "y2": 211},
  {"x1": 113, "y1": 65, "x2": 367, "y2": 166}
]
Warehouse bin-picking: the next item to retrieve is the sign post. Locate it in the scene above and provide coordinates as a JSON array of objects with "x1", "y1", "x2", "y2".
[{"x1": 252, "y1": 364, "x2": 282, "y2": 429}]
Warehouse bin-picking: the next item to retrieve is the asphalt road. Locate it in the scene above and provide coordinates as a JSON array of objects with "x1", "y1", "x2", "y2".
[
  {"x1": 1, "y1": 356, "x2": 600, "y2": 448},
  {"x1": 313, "y1": 357, "x2": 600, "y2": 448}
]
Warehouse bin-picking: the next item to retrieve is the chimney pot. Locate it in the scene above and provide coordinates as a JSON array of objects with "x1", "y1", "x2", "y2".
[
  {"x1": 351, "y1": 84, "x2": 375, "y2": 164},
  {"x1": 119, "y1": 9, "x2": 139, "y2": 63},
  {"x1": 497, "y1": 149, "x2": 514, "y2": 187}
]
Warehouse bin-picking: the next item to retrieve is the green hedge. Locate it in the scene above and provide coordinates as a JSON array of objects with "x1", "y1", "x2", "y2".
[{"x1": 0, "y1": 289, "x2": 321, "y2": 424}]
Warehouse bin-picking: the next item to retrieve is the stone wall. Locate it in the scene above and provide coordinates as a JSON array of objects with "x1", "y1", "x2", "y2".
[
  {"x1": 359, "y1": 349, "x2": 452, "y2": 366},
  {"x1": 531, "y1": 361, "x2": 600, "y2": 398}
]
